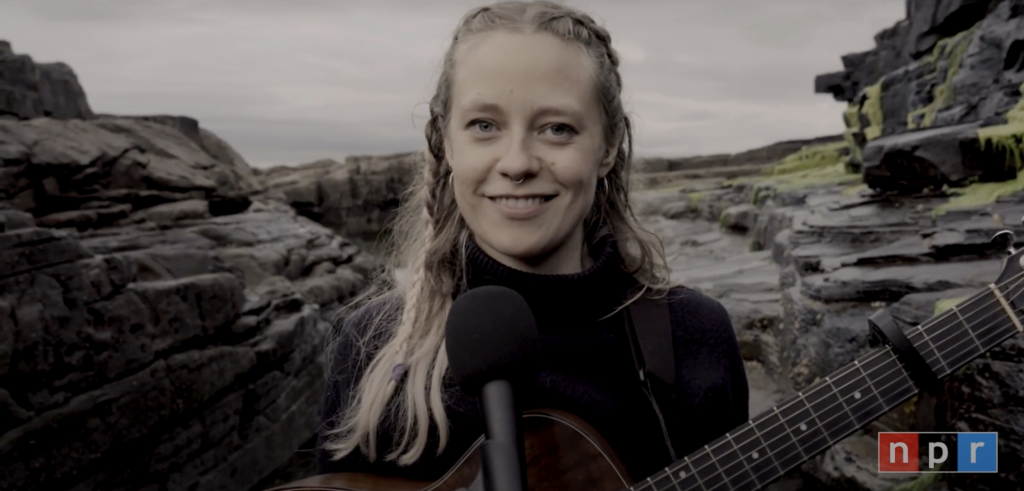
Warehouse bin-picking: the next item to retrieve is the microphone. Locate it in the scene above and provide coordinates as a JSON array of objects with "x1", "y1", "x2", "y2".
[{"x1": 446, "y1": 286, "x2": 539, "y2": 491}]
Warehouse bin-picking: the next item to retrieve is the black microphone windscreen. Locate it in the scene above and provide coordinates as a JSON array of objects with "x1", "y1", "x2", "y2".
[{"x1": 445, "y1": 286, "x2": 539, "y2": 396}]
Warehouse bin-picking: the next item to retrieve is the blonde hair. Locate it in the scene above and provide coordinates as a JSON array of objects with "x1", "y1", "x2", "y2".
[{"x1": 322, "y1": 0, "x2": 673, "y2": 466}]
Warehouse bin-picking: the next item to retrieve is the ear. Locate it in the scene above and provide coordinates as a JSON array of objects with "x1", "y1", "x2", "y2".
[{"x1": 598, "y1": 145, "x2": 617, "y2": 178}]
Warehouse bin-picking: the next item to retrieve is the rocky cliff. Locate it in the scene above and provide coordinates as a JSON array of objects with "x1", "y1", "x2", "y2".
[
  {"x1": 636, "y1": 2, "x2": 1024, "y2": 490},
  {"x1": 0, "y1": 42, "x2": 382, "y2": 491},
  {"x1": 815, "y1": 0, "x2": 1024, "y2": 195},
  {"x1": 4, "y1": 1, "x2": 1024, "y2": 489}
]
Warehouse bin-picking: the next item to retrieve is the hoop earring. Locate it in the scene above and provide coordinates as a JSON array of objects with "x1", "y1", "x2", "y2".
[
  {"x1": 449, "y1": 172, "x2": 454, "y2": 187},
  {"x1": 600, "y1": 176, "x2": 609, "y2": 195}
]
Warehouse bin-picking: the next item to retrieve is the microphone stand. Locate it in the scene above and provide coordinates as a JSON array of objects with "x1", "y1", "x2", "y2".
[{"x1": 478, "y1": 379, "x2": 528, "y2": 491}]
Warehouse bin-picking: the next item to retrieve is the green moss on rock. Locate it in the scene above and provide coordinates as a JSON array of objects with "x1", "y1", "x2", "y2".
[
  {"x1": 937, "y1": 82, "x2": 1024, "y2": 215},
  {"x1": 934, "y1": 296, "x2": 971, "y2": 316},
  {"x1": 977, "y1": 81, "x2": 1024, "y2": 171},
  {"x1": 687, "y1": 191, "x2": 704, "y2": 210},
  {"x1": 906, "y1": 24, "x2": 980, "y2": 130},
  {"x1": 934, "y1": 171, "x2": 1024, "y2": 215},
  {"x1": 772, "y1": 141, "x2": 849, "y2": 175},
  {"x1": 862, "y1": 81, "x2": 885, "y2": 141},
  {"x1": 726, "y1": 141, "x2": 859, "y2": 192}
]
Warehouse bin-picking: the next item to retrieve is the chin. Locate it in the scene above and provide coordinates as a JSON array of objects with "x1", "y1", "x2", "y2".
[{"x1": 478, "y1": 229, "x2": 558, "y2": 264}]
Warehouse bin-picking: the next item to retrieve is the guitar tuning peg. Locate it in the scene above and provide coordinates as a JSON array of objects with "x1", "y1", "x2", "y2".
[{"x1": 992, "y1": 230, "x2": 1016, "y2": 256}]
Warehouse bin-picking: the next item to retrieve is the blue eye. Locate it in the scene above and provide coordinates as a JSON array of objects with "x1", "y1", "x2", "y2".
[
  {"x1": 470, "y1": 120, "x2": 496, "y2": 132},
  {"x1": 546, "y1": 124, "x2": 578, "y2": 138}
]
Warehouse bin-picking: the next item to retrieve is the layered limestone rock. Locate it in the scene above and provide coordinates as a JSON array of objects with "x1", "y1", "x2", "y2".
[
  {"x1": 0, "y1": 40, "x2": 94, "y2": 120},
  {"x1": 256, "y1": 152, "x2": 419, "y2": 244},
  {"x1": 0, "y1": 43, "x2": 379, "y2": 491},
  {"x1": 815, "y1": 0, "x2": 1024, "y2": 195}
]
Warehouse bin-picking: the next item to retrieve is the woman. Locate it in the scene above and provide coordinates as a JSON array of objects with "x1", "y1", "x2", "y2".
[{"x1": 318, "y1": 0, "x2": 749, "y2": 484}]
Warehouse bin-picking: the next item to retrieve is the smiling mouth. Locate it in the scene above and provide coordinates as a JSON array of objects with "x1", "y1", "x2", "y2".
[{"x1": 488, "y1": 195, "x2": 557, "y2": 208}]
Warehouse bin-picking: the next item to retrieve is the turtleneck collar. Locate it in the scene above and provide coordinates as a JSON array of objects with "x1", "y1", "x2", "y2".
[{"x1": 462, "y1": 234, "x2": 636, "y2": 334}]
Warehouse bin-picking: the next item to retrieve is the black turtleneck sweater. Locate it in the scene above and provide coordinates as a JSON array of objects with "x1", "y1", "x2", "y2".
[{"x1": 316, "y1": 236, "x2": 749, "y2": 483}]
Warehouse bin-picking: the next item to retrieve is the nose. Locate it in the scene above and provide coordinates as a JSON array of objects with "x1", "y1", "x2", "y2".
[{"x1": 493, "y1": 132, "x2": 542, "y2": 183}]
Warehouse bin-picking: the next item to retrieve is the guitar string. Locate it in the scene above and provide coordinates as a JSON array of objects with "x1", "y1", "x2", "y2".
[
  {"x1": 653, "y1": 272, "x2": 1024, "y2": 491},
  {"x1": 696, "y1": 302, "x2": 1021, "y2": 491},
  {"x1": 630, "y1": 271, "x2": 1024, "y2": 491},
  {"x1": 645, "y1": 273, "x2": 1024, "y2": 491},
  {"x1": 653, "y1": 296, "x2": 1019, "y2": 491}
]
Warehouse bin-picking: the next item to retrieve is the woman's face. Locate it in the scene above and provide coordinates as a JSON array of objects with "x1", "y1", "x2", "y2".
[{"x1": 446, "y1": 31, "x2": 612, "y2": 274}]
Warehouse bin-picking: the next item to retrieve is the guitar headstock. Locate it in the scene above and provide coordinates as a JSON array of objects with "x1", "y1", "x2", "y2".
[{"x1": 992, "y1": 216, "x2": 1024, "y2": 304}]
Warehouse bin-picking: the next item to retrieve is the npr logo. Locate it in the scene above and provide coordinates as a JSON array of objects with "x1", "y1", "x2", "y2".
[{"x1": 878, "y1": 432, "x2": 998, "y2": 473}]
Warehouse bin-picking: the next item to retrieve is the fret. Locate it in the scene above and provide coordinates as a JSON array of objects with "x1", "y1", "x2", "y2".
[
  {"x1": 666, "y1": 266, "x2": 1024, "y2": 491},
  {"x1": 873, "y1": 347, "x2": 920, "y2": 409},
  {"x1": 702, "y1": 443, "x2": 742, "y2": 491},
  {"x1": 989, "y1": 283, "x2": 1024, "y2": 332},
  {"x1": 927, "y1": 290, "x2": 1005, "y2": 372},
  {"x1": 912, "y1": 321, "x2": 949, "y2": 374},
  {"x1": 746, "y1": 418, "x2": 785, "y2": 479},
  {"x1": 683, "y1": 446, "x2": 728, "y2": 491},
  {"x1": 757, "y1": 407, "x2": 805, "y2": 472},
  {"x1": 841, "y1": 357, "x2": 888, "y2": 427},
  {"x1": 913, "y1": 311, "x2": 963, "y2": 377},
  {"x1": 699, "y1": 432, "x2": 755, "y2": 491},
  {"x1": 721, "y1": 423, "x2": 772, "y2": 490},
  {"x1": 777, "y1": 389, "x2": 831, "y2": 453},
  {"x1": 669, "y1": 457, "x2": 704, "y2": 491},
  {"x1": 805, "y1": 376, "x2": 857, "y2": 444},
  {"x1": 644, "y1": 467, "x2": 680, "y2": 491},
  {"x1": 950, "y1": 305, "x2": 984, "y2": 352}
]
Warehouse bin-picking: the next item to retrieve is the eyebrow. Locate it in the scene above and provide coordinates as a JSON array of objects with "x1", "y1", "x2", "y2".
[{"x1": 456, "y1": 100, "x2": 584, "y2": 121}]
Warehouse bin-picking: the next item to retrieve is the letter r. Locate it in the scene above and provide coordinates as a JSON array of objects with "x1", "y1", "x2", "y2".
[{"x1": 971, "y1": 441, "x2": 984, "y2": 463}]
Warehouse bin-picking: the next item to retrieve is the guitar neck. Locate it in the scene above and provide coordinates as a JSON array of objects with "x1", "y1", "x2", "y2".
[{"x1": 634, "y1": 278, "x2": 1024, "y2": 491}]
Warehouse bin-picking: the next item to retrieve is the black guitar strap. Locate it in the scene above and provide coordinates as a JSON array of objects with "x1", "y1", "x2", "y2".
[{"x1": 625, "y1": 294, "x2": 679, "y2": 461}]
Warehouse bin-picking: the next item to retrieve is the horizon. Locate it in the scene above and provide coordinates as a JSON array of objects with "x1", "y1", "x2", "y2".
[{"x1": 0, "y1": 0, "x2": 906, "y2": 168}]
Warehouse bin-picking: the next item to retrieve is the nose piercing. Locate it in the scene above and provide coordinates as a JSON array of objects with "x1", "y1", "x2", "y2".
[{"x1": 511, "y1": 177, "x2": 525, "y2": 184}]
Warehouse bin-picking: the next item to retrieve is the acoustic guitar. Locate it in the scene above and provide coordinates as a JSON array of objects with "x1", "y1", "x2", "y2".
[{"x1": 269, "y1": 226, "x2": 1024, "y2": 491}]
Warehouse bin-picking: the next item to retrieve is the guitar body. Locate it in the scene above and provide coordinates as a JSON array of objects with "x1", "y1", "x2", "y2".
[{"x1": 267, "y1": 409, "x2": 633, "y2": 491}]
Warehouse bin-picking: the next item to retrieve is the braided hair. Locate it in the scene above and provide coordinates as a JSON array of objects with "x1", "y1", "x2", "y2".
[{"x1": 323, "y1": 0, "x2": 672, "y2": 466}]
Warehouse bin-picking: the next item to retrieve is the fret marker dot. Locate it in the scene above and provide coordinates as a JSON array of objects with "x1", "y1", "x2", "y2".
[
  {"x1": 752, "y1": 452, "x2": 759, "y2": 459},
  {"x1": 800, "y1": 423, "x2": 808, "y2": 431},
  {"x1": 854, "y1": 391, "x2": 861, "y2": 399},
  {"x1": 678, "y1": 470, "x2": 687, "y2": 479}
]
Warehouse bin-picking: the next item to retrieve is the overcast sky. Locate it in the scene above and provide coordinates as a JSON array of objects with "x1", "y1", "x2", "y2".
[{"x1": 1, "y1": 0, "x2": 906, "y2": 168}]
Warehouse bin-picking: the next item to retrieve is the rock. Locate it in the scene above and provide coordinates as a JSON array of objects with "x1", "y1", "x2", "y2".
[
  {"x1": 805, "y1": 433, "x2": 918, "y2": 490},
  {"x1": 35, "y1": 204, "x2": 133, "y2": 230},
  {"x1": 813, "y1": 19, "x2": 913, "y2": 104},
  {"x1": 0, "y1": 213, "x2": 373, "y2": 491},
  {"x1": 814, "y1": 70, "x2": 854, "y2": 102},
  {"x1": 126, "y1": 199, "x2": 210, "y2": 226},
  {"x1": 0, "y1": 116, "x2": 262, "y2": 218},
  {"x1": 207, "y1": 195, "x2": 252, "y2": 217},
  {"x1": 0, "y1": 40, "x2": 94, "y2": 120},
  {"x1": 0, "y1": 43, "x2": 382, "y2": 490},
  {"x1": 634, "y1": 134, "x2": 844, "y2": 173},
  {"x1": 0, "y1": 226, "x2": 92, "y2": 277},
  {"x1": 861, "y1": 122, "x2": 1012, "y2": 193},
  {"x1": 0, "y1": 208, "x2": 34, "y2": 231},
  {"x1": 720, "y1": 204, "x2": 759, "y2": 233},
  {"x1": 828, "y1": 0, "x2": 1024, "y2": 165},
  {"x1": 258, "y1": 153, "x2": 418, "y2": 241},
  {"x1": 905, "y1": 0, "x2": 996, "y2": 58},
  {"x1": 938, "y1": 348, "x2": 1024, "y2": 491}
]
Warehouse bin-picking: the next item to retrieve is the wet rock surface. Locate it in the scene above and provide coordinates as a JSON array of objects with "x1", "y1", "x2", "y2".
[
  {"x1": 256, "y1": 153, "x2": 417, "y2": 246},
  {"x1": 0, "y1": 43, "x2": 383, "y2": 490},
  {"x1": 640, "y1": 167, "x2": 1024, "y2": 490}
]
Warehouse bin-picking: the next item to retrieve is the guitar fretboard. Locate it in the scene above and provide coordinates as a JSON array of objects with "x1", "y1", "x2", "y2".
[{"x1": 631, "y1": 271, "x2": 1024, "y2": 491}]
